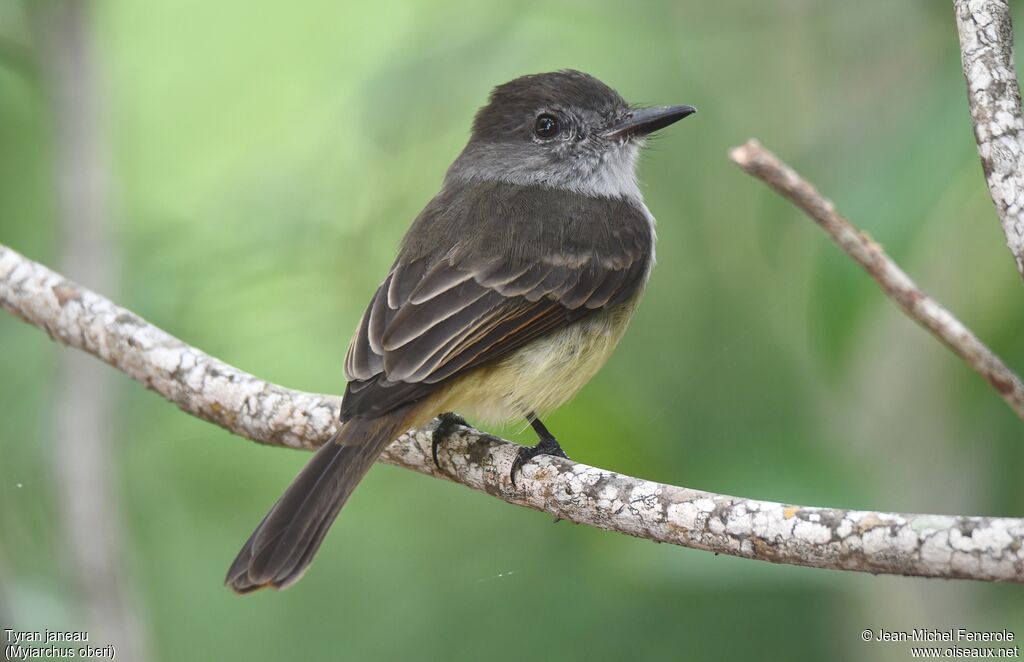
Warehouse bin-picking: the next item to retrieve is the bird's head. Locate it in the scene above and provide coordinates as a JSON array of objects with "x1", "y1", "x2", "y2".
[{"x1": 447, "y1": 70, "x2": 695, "y2": 199}]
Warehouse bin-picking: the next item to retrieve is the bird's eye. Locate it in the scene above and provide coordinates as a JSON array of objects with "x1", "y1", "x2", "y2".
[{"x1": 534, "y1": 113, "x2": 559, "y2": 139}]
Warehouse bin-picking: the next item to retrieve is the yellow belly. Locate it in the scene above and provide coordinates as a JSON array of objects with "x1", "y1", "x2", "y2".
[{"x1": 424, "y1": 297, "x2": 639, "y2": 427}]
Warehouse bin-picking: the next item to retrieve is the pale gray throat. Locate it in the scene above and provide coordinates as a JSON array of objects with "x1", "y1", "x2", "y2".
[{"x1": 445, "y1": 140, "x2": 645, "y2": 202}]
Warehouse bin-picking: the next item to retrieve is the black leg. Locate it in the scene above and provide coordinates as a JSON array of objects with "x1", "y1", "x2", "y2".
[
  {"x1": 510, "y1": 413, "x2": 570, "y2": 487},
  {"x1": 431, "y1": 412, "x2": 468, "y2": 470},
  {"x1": 529, "y1": 417, "x2": 557, "y2": 442}
]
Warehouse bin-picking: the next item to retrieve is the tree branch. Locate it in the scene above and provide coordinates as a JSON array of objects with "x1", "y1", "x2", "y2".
[
  {"x1": 954, "y1": 0, "x2": 1024, "y2": 280},
  {"x1": 2, "y1": 242, "x2": 1022, "y2": 584},
  {"x1": 730, "y1": 139, "x2": 1024, "y2": 421}
]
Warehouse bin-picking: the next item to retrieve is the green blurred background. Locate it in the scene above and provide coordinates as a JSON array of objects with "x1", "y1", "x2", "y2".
[{"x1": 1, "y1": 1, "x2": 1022, "y2": 660}]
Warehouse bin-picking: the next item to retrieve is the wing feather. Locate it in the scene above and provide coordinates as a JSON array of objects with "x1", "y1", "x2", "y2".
[
  {"x1": 382, "y1": 278, "x2": 491, "y2": 351},
  {"x1": 384, "y1": 290, "x2": 503, "y2": 381},
  {"x1": 387, "y1": 257, "x2": 426, "y2": 309},
  {"x1": 366, "y1": 273, "x2": 393, "y2": 354},
  {"x1": 408, "y1": 261, "x2": 474, "y2": 304}
]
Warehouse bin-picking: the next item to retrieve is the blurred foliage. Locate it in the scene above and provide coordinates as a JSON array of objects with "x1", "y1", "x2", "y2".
[{"x1": 1, "y1": 1, "x2": 1023, "y2": 660}]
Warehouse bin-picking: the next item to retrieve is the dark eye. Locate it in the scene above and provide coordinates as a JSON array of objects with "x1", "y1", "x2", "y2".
[{"x1": 534, "y1": 113, "x2": 559, "y2": 139}]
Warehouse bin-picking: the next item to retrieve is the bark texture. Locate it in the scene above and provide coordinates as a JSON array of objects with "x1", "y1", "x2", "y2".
[
  {"x1": 955, "y1": 0, "x2": 1024, "y2": 279},
  {"x1": 2, "y1": 242, "x2": 1021, "y2": 584}
]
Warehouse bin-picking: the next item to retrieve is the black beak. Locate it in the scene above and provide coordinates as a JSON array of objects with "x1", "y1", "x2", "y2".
[{"x1": 601, "y1": 105, "x2": 697, "y2": 139}]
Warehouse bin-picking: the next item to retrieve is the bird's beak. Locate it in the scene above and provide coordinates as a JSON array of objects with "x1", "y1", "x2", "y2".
[{"x1": 601, "y1": 105, "x2": 697, "y2": 139}]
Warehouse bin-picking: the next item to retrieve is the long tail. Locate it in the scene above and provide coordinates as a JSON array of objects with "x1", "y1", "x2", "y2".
[{"x1": 225, "y1": 409, "x2": 411, "y2": 593}]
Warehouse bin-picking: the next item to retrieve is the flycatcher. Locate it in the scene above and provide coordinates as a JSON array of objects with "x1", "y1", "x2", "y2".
[{"x1": 227, "y1": 70, "x2": 695, "y2": 593}]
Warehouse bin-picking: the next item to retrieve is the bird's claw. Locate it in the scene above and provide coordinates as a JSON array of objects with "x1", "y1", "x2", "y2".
[
  {"x1": 510, "y1": 435, "x2": 569, "y2": 488},
  {"x1": 431, "y1": 412, "x2": 468, "y2": 470}
]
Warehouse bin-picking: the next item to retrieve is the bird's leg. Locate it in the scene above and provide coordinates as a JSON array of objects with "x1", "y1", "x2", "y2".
[
  {"x1": 431, "y1": 412, "x2": 469, "y2": 470},
  {"x1": 510, "y1": 413, "x2": 570, "y2": 487}
]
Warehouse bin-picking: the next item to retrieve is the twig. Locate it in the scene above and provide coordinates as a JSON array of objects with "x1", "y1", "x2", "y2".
[
  {"x1": 954, "y1": 0, "x2": 1024, "y2": 280},
  {"x1": 2, "y1": 242, "x2": 1021, "y2": 584},
  {"x1": 730, "y1": 139, "x2": 1024, "y2": 421}
]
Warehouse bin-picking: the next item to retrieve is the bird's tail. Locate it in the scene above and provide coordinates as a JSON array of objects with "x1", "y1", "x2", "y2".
[{"x1": 225, "y1": 409, "x2": 412, "y2": 593}]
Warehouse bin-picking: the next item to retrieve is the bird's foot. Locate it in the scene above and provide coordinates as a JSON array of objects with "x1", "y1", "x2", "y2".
[
  {"x1": 510, "y1": 435, "x2": 569, "y2": 488},
  {"x1": 431, "y1": 412, "x2": 468, "y2": 470}
]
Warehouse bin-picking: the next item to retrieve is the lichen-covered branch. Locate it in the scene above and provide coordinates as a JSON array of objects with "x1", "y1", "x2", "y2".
[
  {"x1": 730, "y1": 139, "x2": 1024, "y2": 421},
  {"x1": 1, "y1": 242, "x2": 1022, "y2": 584},
  {"x1": 954, "y1": 0, "x2": 1024, "y2": 280}
]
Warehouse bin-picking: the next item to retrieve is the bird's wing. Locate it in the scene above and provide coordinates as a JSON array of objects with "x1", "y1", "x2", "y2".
[{"x1": 340, "y1": 181, "x2": 653, "y2": 422}]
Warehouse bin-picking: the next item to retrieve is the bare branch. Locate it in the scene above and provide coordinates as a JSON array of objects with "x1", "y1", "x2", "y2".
[
  {"x1": 730, "y1": 139, "x2": 1024, "y2": 421},
  {"x1": 954, "y1": 0, "x2": 1024, "y2": 280},
  {"x1": 1, "y1": 242, "x2": 1022, "y2": 584}
]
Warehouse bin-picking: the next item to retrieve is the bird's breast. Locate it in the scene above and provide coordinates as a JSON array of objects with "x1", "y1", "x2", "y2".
[{"x1": 433, "y1": 293, "x2": 643, "y2": 426}]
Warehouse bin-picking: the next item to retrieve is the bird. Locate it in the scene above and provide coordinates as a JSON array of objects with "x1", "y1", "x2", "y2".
[{"x1": 226, "y1": 69, "x2": 695, "y2": 593}]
